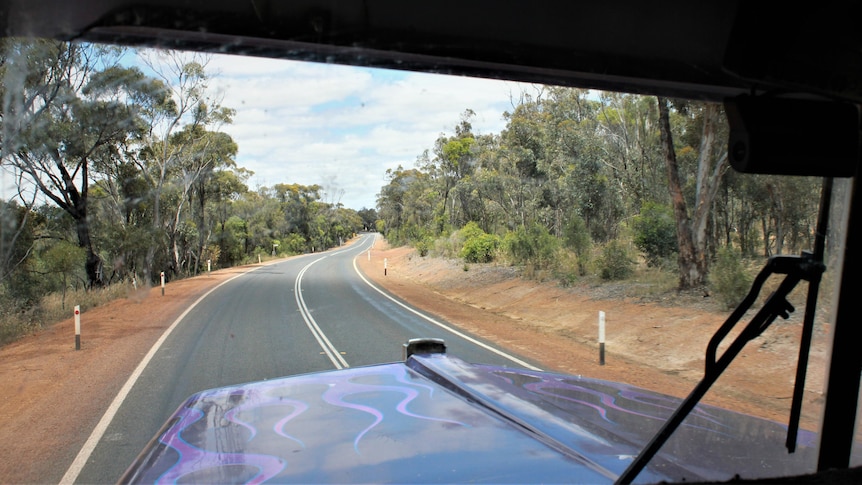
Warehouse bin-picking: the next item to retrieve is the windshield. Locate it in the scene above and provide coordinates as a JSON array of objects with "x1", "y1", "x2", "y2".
[{"x1": 0, "y1": 39, "x2": 857, "y2": 484}]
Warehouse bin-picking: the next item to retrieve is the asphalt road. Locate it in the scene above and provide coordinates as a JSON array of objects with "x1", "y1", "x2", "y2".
[{"x1": 71, "y1": 234, "x2": 537, "y2": 483}]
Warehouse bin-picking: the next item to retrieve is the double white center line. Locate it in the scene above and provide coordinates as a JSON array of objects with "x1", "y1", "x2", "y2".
[{"x1": 294, "y1": 256, "x2": 350, "y2": 369}]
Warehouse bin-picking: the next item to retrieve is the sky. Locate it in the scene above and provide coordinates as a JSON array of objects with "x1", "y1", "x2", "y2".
[{"x1": 203, "y1": 53, "x2": 532, "y2": 211}]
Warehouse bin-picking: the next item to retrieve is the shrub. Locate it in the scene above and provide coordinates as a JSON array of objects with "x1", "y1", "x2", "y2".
[
  {"x1": 282, "y1": 234, "x2": 307, "y2": 254},
  {"x1": 503, "y1": 223, "x2": 559, "y2": 270},
  {"x1": 459, "y1": 222, "x2": 499, "y2": 263},
  {"x1": 632, "y1": 202, "x2": 678, "y2": 267},
  {"x1": 414, "y1": 236, "x2": 434, "y2": 257},
  {"x1": 598, "y1": 240, "x2": 635, "y2": 280},
  {"x1": 459, "y1": 221, "x2": 486, "y2": 241},
  {"x1": 563, "y1": 213, "x2": 591, "y2": 275},
  {"x1": 434, "y1": 233, "x2": 458, "y2": 258},
  {"x1": 710, "y1": 246, "x2": 752, "y2": 309},
  {"x1": 552, "y1": 250, "x2": 581, "y2": 286}
]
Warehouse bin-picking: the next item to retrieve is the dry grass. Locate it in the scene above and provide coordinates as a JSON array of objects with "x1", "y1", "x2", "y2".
[{"x1": 0, "y1": 281, "x2": 135, "y2": 346}]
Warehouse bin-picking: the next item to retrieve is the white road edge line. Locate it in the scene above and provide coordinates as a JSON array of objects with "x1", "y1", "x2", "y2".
[
  {"x1": 59, "y1": 263, "x2": 270, "y2": 484},
  {"x1": 352, "y1": 234, "x2": 542, "y2": 371}
]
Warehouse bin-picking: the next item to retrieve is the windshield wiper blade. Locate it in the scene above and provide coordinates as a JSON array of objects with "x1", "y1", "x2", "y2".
[
  {"x1": 787, "y1": 177, "x2": 832, "y2": 453},
  {"x1": 616, "y1": 179, "x2": 831, "y2": 485}
]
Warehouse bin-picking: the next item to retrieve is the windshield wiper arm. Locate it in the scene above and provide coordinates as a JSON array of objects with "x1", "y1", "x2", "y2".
[{"x1": 616, "y1": 179, "x2": 831, "y2": 485}]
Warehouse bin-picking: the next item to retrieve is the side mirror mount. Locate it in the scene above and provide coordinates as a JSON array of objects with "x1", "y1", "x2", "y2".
[{"x1": 725, "y1": 95, "x2": 860, "y2": 177}]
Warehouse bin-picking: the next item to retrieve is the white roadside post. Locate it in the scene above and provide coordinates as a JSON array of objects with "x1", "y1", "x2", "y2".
[
  {"x1": 160, "y1": 271, "x2": 165, "y2": 296},
  {"x1": 208, "y1": 259, "x2": 212, "y2": 272},
  {"x1": 74, "y1": 305, "x2": 81, "y2": 350},
  {"x1": 367, "y1": 249, "x2": 371, "y2": 261},
  {"x1": 384, "y1": 258, "x2": 388, "y2": 276},
  {"x1": 599, "y1": 311, "x2": 606, "y2": 365}
]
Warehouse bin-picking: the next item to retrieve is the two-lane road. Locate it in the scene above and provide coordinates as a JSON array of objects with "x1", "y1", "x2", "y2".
[{"x1": 69, "y1": 233, "x2": 539, "y2": 483}]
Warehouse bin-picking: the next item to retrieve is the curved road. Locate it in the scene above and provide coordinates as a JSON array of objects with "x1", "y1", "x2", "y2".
[{"x1": 69, "y1": 233, "x2": 539, "y2": 483}]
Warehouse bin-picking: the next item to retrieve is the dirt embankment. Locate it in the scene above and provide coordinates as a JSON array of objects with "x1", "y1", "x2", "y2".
[
  {"x1": 0, "y1": 236, "x2": 832, "y2": 483},
  {"x1": 357, "y1": 240, "x2": 829, "y2": 430}
]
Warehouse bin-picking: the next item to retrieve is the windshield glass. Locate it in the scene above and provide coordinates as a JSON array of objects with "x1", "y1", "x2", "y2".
[{"x1": 0, "y1": 40, "x2": 857, "y2": 483}]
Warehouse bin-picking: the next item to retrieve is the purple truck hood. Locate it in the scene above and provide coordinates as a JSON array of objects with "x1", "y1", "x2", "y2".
[{"x1": 122, "y1": 353, "x2": 821, "y2": 483}]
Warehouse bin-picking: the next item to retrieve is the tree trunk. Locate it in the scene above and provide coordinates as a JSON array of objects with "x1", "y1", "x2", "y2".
[
  {"x1": 658, "y1": 98, "x2": 729, "y2": 289},
  {"x1": 66, "y1": 194, "x2": 102, "y2": 288}
]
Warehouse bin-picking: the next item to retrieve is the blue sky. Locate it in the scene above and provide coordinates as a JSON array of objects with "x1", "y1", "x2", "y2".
[
  {"x1": 0, "y1": 50, "x2": 532, "y2": 212},
  {"x1": 203, "y1": 53, "x2": 531, "y2": 210}
]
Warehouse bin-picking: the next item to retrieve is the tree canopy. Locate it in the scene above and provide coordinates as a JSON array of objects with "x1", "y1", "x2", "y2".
[{"x1": 377, "y1": 88, "x2": 821, "y2": 290}]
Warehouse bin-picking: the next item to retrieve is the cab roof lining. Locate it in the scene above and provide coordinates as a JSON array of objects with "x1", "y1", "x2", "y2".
[{"x1": 3, "y1": 1, "x2": 862, "y2": 103}]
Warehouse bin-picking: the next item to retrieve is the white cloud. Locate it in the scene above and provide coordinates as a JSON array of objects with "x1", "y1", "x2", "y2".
[{"x1": 203, "y1": 53, "x2": 529, "y2": 210}]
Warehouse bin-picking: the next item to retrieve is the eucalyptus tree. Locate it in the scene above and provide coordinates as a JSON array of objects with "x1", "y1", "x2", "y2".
[
  {"x1": 497, "y1": 93, "x2": 550, "y2": 231},
  {"x1": 376, "y1": 166, "x2": 428, "y2": 242},
  {"x1": 274, "y1": 182, "x2": 322, "y2": 250},
  {"x1": 737, "y1": 174, "x2": 821, "y2": 257},
  {"x1": 134, "y1": 49, "x2": 235, "y2": 281},
  {"x1": 1, "y1": 40, "x2": 55, "y2": 283},
  {"x1": 538, "y1": 87, "x2": 626, "y2": 242},
  {"x1": 429, "y1": 110, "x2": 479, "y2": 229},
  {"x1": 469, "y1": 138, "x2": 511, "y2": 233},
  {"x1": 201, "y1": 168, "x2": 249, "y2": 266},
  {"x1": 237, "y1": 185, "x2": 287, "y2": 257},
  {"x1": 596, "y1": 92, "x2": 665, "y2": 208},
  {"x1": 0, "y1": 199, "x2": 37, "y2": 287},
  {"x1": 165, "y1": 126, "x2": 238, "y2": 274},
  {"x1": 357, "y1": 207, "x2": 378, "y2": 231},
  {"x1": 3, "y1": 40, "x2": 171, "y2": 286},
  {"x1": 449, "y1": 132, "x2": 499, "y2": 232},
  {"x1": 537, "y1": 87, "x2": 592, "y2": 236},
  {"x1": 657, "y1": 98, "x2": 729, "y2": 289},
  {"x1": 475, "y1": 140, "x2": 537, "y2": 231}
]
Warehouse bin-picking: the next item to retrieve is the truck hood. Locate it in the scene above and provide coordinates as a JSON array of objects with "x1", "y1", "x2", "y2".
[{"x1": 122, "y1": 353, "x2": 819, "y2": 483}]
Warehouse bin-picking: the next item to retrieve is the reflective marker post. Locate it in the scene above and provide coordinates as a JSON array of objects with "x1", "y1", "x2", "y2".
[
  {"x1": 160, "y1": 271, "x2": 165, "y2": 296},
  {"x1": 384, "y1": 258, "x2": 388, "y2": 276},
  {"x1": 74, "y1": 305, "x2": 81, "y2": 350},
  {"x1": 598, "y1": 311, "x2": 606, "y2": 365}
]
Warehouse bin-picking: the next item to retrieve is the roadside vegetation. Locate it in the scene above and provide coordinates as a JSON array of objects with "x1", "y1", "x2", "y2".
[
  {"x1": 376, "y1": 89, "x2": 830, "y2": 313},
  {"x1": 1, "y1": 40, "x2": 829, "y2": 346},
  {"x1": 0, "y1": 40, "x2": 374, "y2": 345}
]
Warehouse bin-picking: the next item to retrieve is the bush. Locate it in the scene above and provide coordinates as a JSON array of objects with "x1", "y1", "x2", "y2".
[
  {"x1": 459, "y1": 222, "x2": 499, "y2": 263},
  {"x1": 414, "y1": 236, "x2": 434, "y2": 257},
  {"x1": 563, "y1": 213, "x2": 591, "y2": 275},
  {"x1": 598, "y1": 240, "x2": 635, "y2": 280},
  {"x1": 282, "y1": 233, "x2": 307, "y2": 254},
  {"x1": 552, "y1": 250, "x2": 581, "y2": 287},
  {"x1": 710, "y1": 246, "x2": 752, "y2": 309},
  {"x1": 632, "y1": 202, "x2": 678, "y2": 267},
  {"x1": 503, "y1": 223, "x2": 559, "y2": 270},
  {"x1": 434, "y1": 233, "x2": 459, "y2": 258}
]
